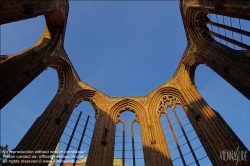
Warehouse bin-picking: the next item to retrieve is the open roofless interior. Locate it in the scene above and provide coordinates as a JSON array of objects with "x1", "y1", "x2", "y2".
[{"x1": 1, "y1": 0, "x2": 250, "y2": 166}]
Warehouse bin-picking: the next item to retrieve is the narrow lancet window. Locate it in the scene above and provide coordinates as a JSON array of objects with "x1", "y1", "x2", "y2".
[{"x1": 114, "y1": 111, "x2": 145, "y2": 166}]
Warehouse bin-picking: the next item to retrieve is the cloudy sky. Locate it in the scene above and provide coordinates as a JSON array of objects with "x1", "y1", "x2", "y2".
[{"x1": 1, "y1": 1, "x2": 249, "y2": 165}]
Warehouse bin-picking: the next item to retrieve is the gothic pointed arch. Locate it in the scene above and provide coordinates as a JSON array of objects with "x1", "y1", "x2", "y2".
[{"x1": 110, "y1": 99, "x2": 146, "y2": 123}]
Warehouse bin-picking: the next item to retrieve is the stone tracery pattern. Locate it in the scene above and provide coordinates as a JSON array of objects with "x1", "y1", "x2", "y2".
[
  {"x1": 1, "y1": 0, "x2": 250, "y2": 165},
  {"x1": 195, "y1": 11, "x2": 213, "y2": 42},
  {"x1": 158, "y1": 95, "x2": 210, "y2": 165},
  {"x1": 158, "y1": 95, "x2": 180, "y2": 116}
]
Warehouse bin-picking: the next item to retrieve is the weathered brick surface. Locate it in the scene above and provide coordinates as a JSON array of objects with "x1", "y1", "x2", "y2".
[{"x1": 1, "y1": 0, "x2": 249, "y2": 165}]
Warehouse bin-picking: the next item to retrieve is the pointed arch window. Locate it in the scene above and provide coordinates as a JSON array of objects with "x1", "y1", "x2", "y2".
[
  {"x1": 56, "y1": 101, "x2": 96, "y2": 165},
  {"x1": 159, "y1": 95, "x2": 212, "y2": 166},
  {"x1": 114, "y1": 111, "x2": 145, "y2": 166},
  {"x1": 207, "y1": 13, "x2": 250, "y2": 51},
  {"x1": 195, "y1": 11, "x2": 250, "y2": 52}
]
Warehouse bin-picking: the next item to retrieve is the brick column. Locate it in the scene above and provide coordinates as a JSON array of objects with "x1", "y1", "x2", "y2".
[
  {"x1": 13, "y1": 90, "x2": 75, "y2": 166},
  {"x1": 86, "y1": 111, "x2": 114, "y2": 166},
  {"x1": 178, "y1": 66, "x2": 250, "y2": 166}
]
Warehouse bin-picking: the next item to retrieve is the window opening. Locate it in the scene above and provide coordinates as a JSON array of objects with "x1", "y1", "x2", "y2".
[
  {"x1": 114, "y1": 111, "x2": 145, "y2": 166},
  {"x1": 0, "y1": 16, "x2": 45, "y2": 55},
  {"x1": 56, "y1": 102, "x2": 96, "y2": 166},
  {"x1": 206, "y1": 13, "x2": 250, "y2": 51},
  {"x1": 1, "y1": 68, "x2": 57, "y2": 151},
  {"x1": 159, "y1": 96, "x2": 212, "y2": 166}
]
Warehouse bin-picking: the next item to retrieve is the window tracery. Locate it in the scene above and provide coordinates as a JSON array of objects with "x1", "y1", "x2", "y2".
[
  {"x1": 114, "y1": 111, "x2": 145, "y2": 166},
  {"x1": 159, "y1": 95, "x2": 212, "y2": 165}
]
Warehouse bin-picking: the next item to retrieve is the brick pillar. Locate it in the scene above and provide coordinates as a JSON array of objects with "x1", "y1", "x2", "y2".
[
  {"x1": 178, "y1": 66, "x2": 250, "y2": 166},
  {"x1": 86, "y1": 111, "x2": 114, "y2": 166},
  {"x1": 0, "y1": 43, "x2": 50, "y2": 109},
  {"x1": 148, "y1": 100, "x2": 175, "y2": 166},
  {"x1": 13, "y1": 90, "x2": 75, "y2": 166},
  {"x1": 139, "y1": 113, "x2": 159, "y2": 166}
]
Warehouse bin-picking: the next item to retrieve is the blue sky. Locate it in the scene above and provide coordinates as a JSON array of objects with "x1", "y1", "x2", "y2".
[{"x1": 1, "y1": 1, "x2": 249, "y2": 165}]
